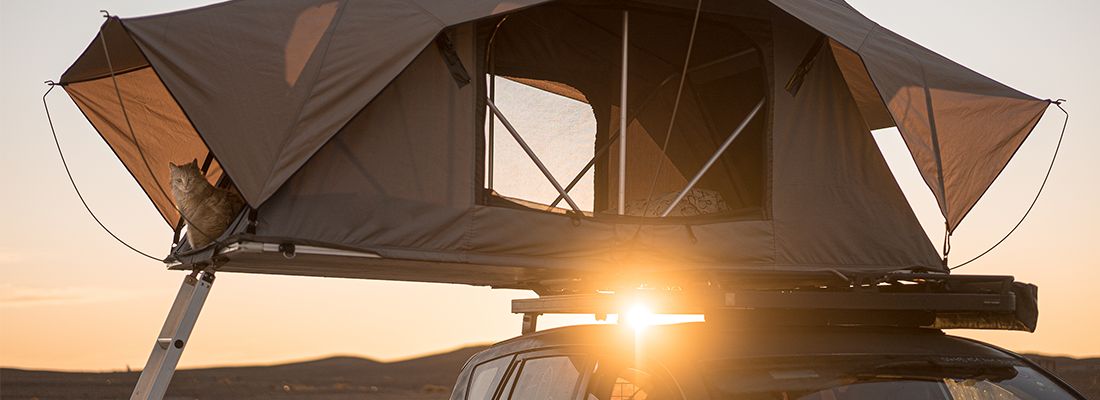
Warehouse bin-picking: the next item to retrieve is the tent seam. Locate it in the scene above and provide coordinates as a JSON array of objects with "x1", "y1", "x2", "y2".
[
  {"x1": 901, "y1": 44, "x2": 950, "y2": 231},
  {"x1": 101, "y1": 18, "x2": 227, "y2": 226},
  {"x1": 407, "y1": 0, "x2": 448, "y2": 29},
  {"x1": 256, "y1": 2, "x2": 351, "y2": 204},
  {"x1": 946, "y1": 103, "x2": 1050, "y2": 233},
  {"x1": 856, "y1": 24, "x2": 876, "y2": 54},
  {"x1": 257, "y1": 1, "x2": 456, "y2": 205},
  {"x1": 262, "y1": 37, "x2": 468, "y2": 213}
]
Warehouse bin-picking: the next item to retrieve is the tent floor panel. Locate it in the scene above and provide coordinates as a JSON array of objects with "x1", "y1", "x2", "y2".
[{"x1": 166, "y1": 241, "x2": 582, "y2": 289}]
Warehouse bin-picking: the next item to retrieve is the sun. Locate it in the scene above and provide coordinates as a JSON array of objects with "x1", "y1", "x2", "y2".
[
  {"x1": 623, "y1": 305, "x2": 656, "y2": 332},
  {"x1": 619, "y1": 305, "x2": 704, "y2": 333}
]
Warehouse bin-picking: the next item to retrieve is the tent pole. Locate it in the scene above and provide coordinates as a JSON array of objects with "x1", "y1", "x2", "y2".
[
  {"x1": 130, "y1": 267, "x2": 215, "y2": 400},
  {"x1": 660, "y1": 99, "x2": 764, "y2": 217},
  {"x1": 618, "y1": 10, "x2": 629, "y2": 215},
  {"x1": 486, "y1": 98, "x2": 584, "y2": 214},
  {"x1": 549, "y1": 49, "x2": 761, "y2": 209},
  {"x1": 488, "y1": 57, "x2": 496, "y2": 190}
]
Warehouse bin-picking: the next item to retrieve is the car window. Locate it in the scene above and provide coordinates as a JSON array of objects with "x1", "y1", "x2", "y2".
[
  {"x1": 940, "y1": 366, "x2": 1078, "y2": 400},
  {"x1": 586, "y1": 358, "x2": 674, "y2": 400},
  {"x1": 506, "y1": 355, "x2": 587, "y2": 400},
  {"x1": 467, "y1": 355, "x2": 514, "y2": 400},
  {"x1": 701, "y1": 355, "x2": 1081, "y2": 400}
]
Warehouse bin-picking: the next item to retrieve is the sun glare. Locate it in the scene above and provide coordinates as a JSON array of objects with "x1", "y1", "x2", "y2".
[
  {"x1": 618, "y1": 306, "x2": 705, "y2": 333},
  {"x1": 625, "y1": 306, "x2": 655, "y2": 332}
]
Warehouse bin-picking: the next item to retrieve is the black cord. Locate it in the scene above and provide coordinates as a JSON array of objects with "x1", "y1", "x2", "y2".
[
  {"x1": 951, "y1": 100, "x2": 1069, "y2": 270},
  {"x1": 43, "y1": 81, "x2": 164, "y2": 262},
  {"x1": 96, "y1": 13, "x2": 222, "y2": 248},
  {"x1": 616, "y1": 0, "x2": 703, "y2": 273},
  {"x1": 646, "y1": 0, "x2": 703, "y2": 202}
]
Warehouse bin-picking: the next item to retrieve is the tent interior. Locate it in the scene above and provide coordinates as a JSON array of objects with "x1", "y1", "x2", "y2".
[
  {"x1": 58, "y1": 0, "x2": 1051, "y2": 293},
  {"x1": 483, "y1": 1, "x2": 768, "y2": 217}
]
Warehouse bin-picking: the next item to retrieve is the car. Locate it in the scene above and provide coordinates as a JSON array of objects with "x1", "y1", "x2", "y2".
[
  {"x1": 451, "y1": 323, "x2": 1087, "y2": 400},
  {"x1": 449, "y1": 274, "x2": 1089, "y2": 400}
]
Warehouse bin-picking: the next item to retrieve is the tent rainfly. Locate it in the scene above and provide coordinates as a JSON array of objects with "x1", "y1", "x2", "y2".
[{"x1": 59, "y1": 0, "x2": 1051, "y2": 291}]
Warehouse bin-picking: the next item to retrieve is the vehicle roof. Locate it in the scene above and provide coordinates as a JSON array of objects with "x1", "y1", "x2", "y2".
[{"x1": 474, "y1": 322, "x2": 1015, "y2": 364}]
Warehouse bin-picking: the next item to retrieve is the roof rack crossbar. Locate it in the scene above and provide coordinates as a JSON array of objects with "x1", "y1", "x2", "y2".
[{"x1": 510, "y1": 273, "x2": 1037, "y2": 333}]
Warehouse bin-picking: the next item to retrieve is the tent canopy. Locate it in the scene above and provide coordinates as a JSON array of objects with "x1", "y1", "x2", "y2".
[{"x1": 60, "y1": 0, "x2": 1049, "y2": 290}]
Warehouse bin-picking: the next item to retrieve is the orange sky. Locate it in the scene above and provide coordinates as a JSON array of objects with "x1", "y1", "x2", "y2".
[{"x1": 1, "y1": 0, "x2": 1098, "y2": 372}]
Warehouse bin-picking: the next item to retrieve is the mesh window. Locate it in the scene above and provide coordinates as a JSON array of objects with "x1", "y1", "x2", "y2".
[{"x1": 482, "y1": 2, "x2": 767, "y2": 217}]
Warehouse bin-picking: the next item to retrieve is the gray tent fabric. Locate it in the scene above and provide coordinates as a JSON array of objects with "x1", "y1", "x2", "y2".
[
  {"x1": 768, "y1": 0, "x2": 1049, "y2": 231},
  {"x1": 59, "y1": 0, "x2": 1050, "y2": 288},
  {"x1": 120, "y1": 0, "x2": 545, "y2": 208},
  {"x1": 62, "y1": 0, "x2": 548, "y2": 213},
  {"x1": 60, "y1": 18, "x2": 211, "y2": 225}
]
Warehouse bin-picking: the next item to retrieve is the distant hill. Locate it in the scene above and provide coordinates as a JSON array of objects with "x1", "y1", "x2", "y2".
[
  {"x1": 2, "y1": 348, "x2": 1096, "y2": 400},
  {"x1": 1022, "y1": 354, "x2": 1100, "y2": 399},
  {"x1": 0, "y1": 345, "x2": 489, "y2": 400}
]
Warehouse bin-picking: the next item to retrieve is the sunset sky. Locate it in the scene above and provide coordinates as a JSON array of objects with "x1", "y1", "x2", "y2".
[{"x1": 1, "y1": 0, "x2": 1098, "y2": 372}]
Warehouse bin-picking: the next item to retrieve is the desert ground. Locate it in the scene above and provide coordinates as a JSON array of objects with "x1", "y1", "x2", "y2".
[{"x1": 1, "y1": 345, "x2": 486, "y2": 400}]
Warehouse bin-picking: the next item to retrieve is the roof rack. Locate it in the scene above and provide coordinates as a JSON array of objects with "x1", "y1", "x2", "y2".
[{"x1": 511, "y1": 273, "x2": 1038, "y2": 334}]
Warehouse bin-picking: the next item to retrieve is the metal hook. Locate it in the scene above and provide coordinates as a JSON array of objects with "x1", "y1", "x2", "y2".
[
  {"x1": 279, "y1": 243, "x2": 296, "y2": 259},
  {"x1": 568, "y1": 211, "x2": 582, "y2": 226}
]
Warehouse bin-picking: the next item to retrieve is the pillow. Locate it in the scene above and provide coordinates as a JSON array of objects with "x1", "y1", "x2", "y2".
[{"x1": 620, "y1": 188, "x2": 731, "y2": 217}]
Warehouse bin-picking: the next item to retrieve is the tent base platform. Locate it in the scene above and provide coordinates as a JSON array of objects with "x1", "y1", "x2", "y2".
[
  {"x1": 166, "y1": 240, "x2": 587, "y2": 290},
  {"x1": 166, "y1": 240, "x2": 932, "y2": 293}
]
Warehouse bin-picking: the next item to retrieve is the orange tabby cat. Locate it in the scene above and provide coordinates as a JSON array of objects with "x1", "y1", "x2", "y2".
[{"x1": 169, "y1": 159, "x2": 244, "y2": 248}]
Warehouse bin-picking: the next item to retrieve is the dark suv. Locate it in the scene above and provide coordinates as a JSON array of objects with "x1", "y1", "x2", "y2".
[
  {"x1": 449, "y1": 274, "x2": 1087, "y2": 400},
  {"x1": 450, "y1": 323, "x2": 1084, "y2": 400}
]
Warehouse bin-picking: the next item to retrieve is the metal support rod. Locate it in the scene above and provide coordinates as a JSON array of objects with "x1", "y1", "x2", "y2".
[
  {"x1": 548, "y1": 50, "x2": 759, "y2": 210},
  {"x1": 549, "y1": 101, "x2": 652, "y2": 209},
  {"x1": 486, "y1": 98, "x2": 584, "y2": 214},
  {"x1": 550, "y1": 148, "x2": 601, "y2": 209},
  {"x1": 618, "y1": 10, "x2": 629, "y2": 215},
  {"x1": 130, "y1": 268, "x2": 215, "y2": 400},
  {"x1": 521, "y1": 313, "x2": 541, "y2": 335},
  {"x1": 660, "y1": 98, "x2": 764, "y2": 217},
  {"x1": 488, "y1": 59, "x2": 496, "y2": 190}
]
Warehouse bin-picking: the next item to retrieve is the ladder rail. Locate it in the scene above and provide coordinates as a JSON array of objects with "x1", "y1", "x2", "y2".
[{"x1": 131, "y1": 268, "x2": 215, "y2": 400}]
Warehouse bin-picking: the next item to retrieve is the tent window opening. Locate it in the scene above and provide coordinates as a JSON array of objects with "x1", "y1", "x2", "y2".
[
  {"x1": 486, "y1": 77, "x2": 598, "y2": 213},
  {"x1": 480, "y1": 3, "x2": 767, "y2": 218}
]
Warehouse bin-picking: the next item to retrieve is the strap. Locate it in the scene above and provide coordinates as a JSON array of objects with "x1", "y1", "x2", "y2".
[
  {"x1": 246, "y1": 208, "x2": 259, "y2": 234},
  {"x1": 785, "y1": 35, "x2": 827, "y2": 96},
  {"x1": 173, "y1": 217, "x2": 186, "y2": 245},
  {"x1": 199, "y1": 151, "x2": 214, "y2": 173},
  {"x1": 435, "y1": 31, "x2": 471, "y2": 88}
]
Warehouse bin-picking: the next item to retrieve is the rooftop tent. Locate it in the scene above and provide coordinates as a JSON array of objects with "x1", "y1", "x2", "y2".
[{"x1": 59, "y1": 0, "x2": 1050, "y2": 291}]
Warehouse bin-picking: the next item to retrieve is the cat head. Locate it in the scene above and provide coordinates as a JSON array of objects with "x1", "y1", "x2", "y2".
[{"x1": 169, "y1": 159, "x2": 204, "y2": 193}]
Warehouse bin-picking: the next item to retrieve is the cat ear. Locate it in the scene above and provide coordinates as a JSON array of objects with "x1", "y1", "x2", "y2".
[{"x1": 189, "y1": 158, "x2": 198, "y2": 167}]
